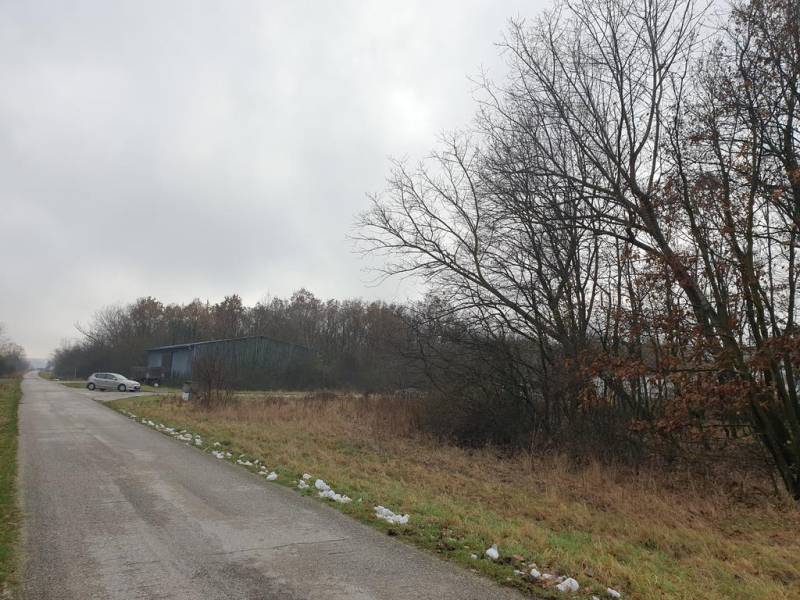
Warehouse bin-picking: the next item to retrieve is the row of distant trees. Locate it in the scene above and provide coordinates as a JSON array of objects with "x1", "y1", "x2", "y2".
[
  {"x1": 50, "y1": 290, "x2": 424, "y2": 390},
  {"x1": 357, "y1": 0, "x2": 800, "y2": 498},
  {"x1": 0, "y1": 325, "x2": 27, "y2": 377}
]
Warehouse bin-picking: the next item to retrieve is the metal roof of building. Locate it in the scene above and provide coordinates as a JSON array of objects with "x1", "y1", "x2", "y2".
[{"x1": 146, "y1": 335, "x2": 311, "y2": 353}]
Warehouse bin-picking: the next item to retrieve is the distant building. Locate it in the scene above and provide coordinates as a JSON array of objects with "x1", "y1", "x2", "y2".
[{"x1": 145, "y1": 336, "x2": 315, "y2": 388}]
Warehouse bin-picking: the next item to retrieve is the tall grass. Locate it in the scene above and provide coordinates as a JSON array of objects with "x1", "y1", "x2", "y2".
[{"x1": 174, "y1": 391, "x2": 779, "y2": 499}]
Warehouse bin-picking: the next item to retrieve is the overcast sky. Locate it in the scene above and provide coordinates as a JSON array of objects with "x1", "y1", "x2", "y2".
[{"x1": 0, "y1": 0, "x2": 544, "y2": 358}]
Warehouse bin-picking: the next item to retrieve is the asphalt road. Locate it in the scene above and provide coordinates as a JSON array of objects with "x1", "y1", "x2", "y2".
[{"x1": 18, "y1": 373, "x2": 524, "y2": 599}]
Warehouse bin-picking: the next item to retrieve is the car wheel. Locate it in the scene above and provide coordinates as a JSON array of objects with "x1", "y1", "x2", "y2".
[
  {"x1": 87, "y1": 382, "x2": 95, "y2": 390},
  {"x1": 118, "y1": 384, "x2": 126, "y2": 392}
]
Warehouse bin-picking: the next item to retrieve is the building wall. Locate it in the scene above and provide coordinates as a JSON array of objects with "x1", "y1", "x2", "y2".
[
  {"x1": 147, "y1": 351, "x2": 163, "y2": 368},
  {"x1": 147, "y1": 337, "x2": 316, "y2": 388},
  {"x1": 171, "y1": 348, "x2": 192, "y2": 378},
  {"x1": 192, "y1": 337, "x2": 314, "y2": 389}
]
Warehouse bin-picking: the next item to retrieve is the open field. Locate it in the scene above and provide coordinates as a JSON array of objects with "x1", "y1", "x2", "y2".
[
  {"x1": 108, "y1": 392, "x2": 800, "y2": 600},
  {"x1": 0, "y1": 378, "x2": 21, "y2": 596}
]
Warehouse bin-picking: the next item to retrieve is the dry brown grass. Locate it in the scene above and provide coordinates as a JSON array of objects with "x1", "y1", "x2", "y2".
[{"x1": 111, "y1": 391, "x2": 800, "y2": 600}]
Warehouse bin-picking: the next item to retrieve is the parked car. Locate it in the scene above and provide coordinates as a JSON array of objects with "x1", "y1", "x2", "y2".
[{"x1": 86, "y1": 373, "x2": 141, "y2": 392}]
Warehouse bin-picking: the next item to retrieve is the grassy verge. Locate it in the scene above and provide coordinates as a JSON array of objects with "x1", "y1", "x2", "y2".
[
  {"x1": 0, "y1": 378, "x2": 21, "y2": 596},
  {"x1": 108, "y1": 393, "x2": 800, "y2": 600}
]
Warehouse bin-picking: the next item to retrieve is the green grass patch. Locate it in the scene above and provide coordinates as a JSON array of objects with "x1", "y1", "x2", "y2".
[{"x1": 0, "y1": 377, "x2": 21, "y2": 595}]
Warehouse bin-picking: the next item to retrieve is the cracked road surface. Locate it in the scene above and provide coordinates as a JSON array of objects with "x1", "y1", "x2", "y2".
[{"x1": 19, "y1": 374, "x2": 524, "y2": 599}]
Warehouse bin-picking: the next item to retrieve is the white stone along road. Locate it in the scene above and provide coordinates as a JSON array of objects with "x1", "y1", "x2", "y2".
[{"x1": 18, "y1": 373, "x2": 524, "y2": 599}]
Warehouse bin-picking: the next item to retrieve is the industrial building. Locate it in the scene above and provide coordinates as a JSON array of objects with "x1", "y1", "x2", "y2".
[{"x1": 145, "y1": 336, "x2": 314, "y2": 388}]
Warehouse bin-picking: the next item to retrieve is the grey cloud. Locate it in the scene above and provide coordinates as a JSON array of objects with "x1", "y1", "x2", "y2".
[{"x1": 0, "y1": 0, "x2": 542, "y2": 357}]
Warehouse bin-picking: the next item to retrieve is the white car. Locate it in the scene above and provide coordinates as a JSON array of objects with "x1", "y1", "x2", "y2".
[{"x1": 87, "y1": 373, "x2": 141, "y2": 392}]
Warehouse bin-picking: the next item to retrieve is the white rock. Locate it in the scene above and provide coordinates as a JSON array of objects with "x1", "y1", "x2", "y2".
[
  {"x1": 319, "y1": 489, "x2": 351, "y2": 503},
  {"x1": 470, "y1": 553, "x2": 478, "y2": 560},
  {"x1": 485, "y1": 544, "x2": 500, "y2": 561},
  {"x1": 529, "y1": 568, "x2": 541, "y2": 579},
  {"x1": 607, "y1": 589, "x2": 621, "y2": 598},
  {"x1": 555, "y1": 578, "x2": 579, "y2": 593},
  {"x1": 265, "y1": 471, "x2": 278, "y2": 481},
  {"x1": 297, "y1": 480, "x2": 309, "y2": 489},
  {"x1": 314, "y1": 479, "x2": 330, "y2": 492},
  {"x1": 302, "y1": 473, "x2": 311, "y2": 480},
  {"x1": 374, "y1": 505, "x2": 409, "y2": 525}
]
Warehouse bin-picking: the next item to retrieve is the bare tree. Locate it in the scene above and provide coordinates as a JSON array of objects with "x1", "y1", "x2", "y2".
[
  {"x1": 192, "y1": 348, "x2": 233, "y2": 409},
  {"x1": 359, "y1": 0, "x2": 800, "y2": 497},
  {"x1": 0, "y1": 324, "x2": 28, "y2": 376}
]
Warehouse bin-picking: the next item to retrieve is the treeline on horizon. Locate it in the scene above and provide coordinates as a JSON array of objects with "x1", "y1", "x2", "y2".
[{"x1": 50, "y1": 290, "x2": 426, "y2": 391}]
